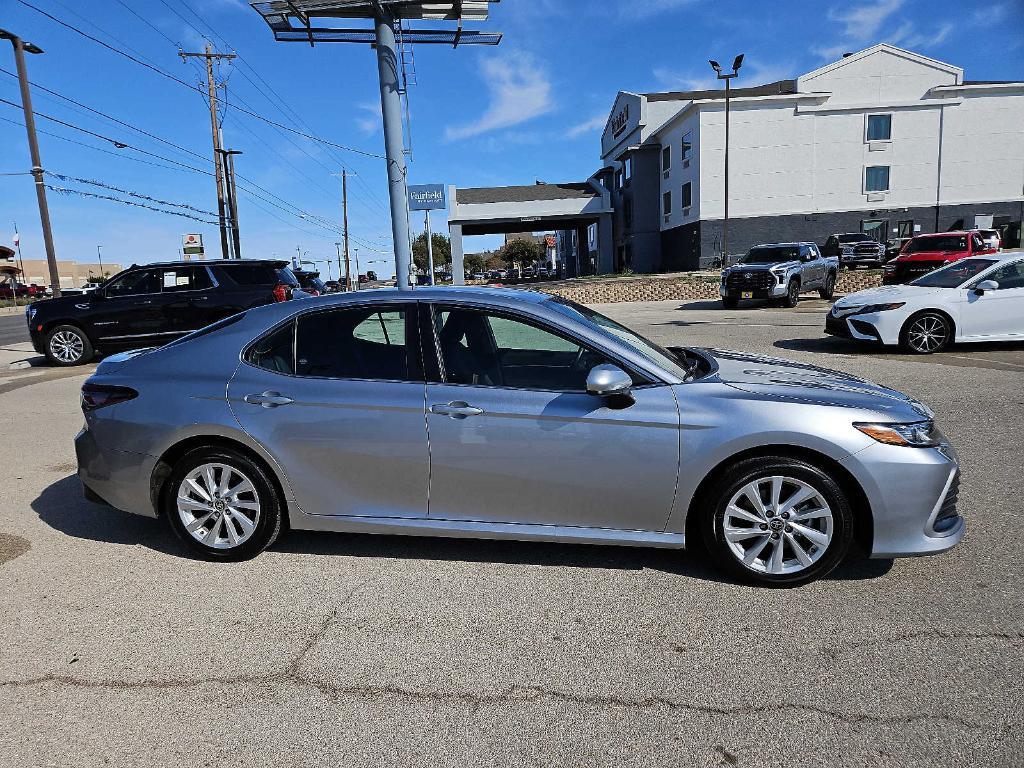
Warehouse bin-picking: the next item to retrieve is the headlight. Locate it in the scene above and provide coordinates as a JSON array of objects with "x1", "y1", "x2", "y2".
[
  {"x1": 854, "y1": 420, "x2": 941, "y2": 447},
  {"x1": 853, "y1": 302, "x2": 905, "y2": 315}
]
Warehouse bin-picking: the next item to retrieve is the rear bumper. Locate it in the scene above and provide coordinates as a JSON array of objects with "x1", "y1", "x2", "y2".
[
  {"x1": 75, "y1": 426, "x2": 159, "y2": 518},
  {"x1": 840, "y1": 442, "x2": 964, "y2": 558}
]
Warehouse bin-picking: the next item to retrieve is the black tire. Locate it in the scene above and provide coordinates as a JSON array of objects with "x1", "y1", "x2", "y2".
[
  {"x1": 699, "y1": 457, "x2": 855, "y2": 586},
  {"x1": 722, "y1": 296, "x2": 739, "y2": 309},
  {"x1": 162, "y1": 447, "x2": 283, "y2": 561},
  {"x1": 783, "y1": 279, "x2": 801, "y2": 308},
  {"x1": 818, "y1": 272, "x2": 836, "y2": 300},
  {"x1": 44, "y1": 324, "x2": 93, "y2": 366},
  {"x1": 900, "y1": 311, "x2": 952, "y2": 354}
]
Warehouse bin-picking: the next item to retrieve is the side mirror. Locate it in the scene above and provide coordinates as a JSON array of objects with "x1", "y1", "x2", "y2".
[
  {"x1": 586, "y1": 364, "x2": 633, "y2": 398},
  {"x1": 974, "y1": 280, "x2": 999, "y2": 295}
]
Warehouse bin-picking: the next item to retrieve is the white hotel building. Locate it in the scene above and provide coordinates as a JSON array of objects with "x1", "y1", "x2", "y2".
[{"x1": 600, "y1": 43, "x2": 1024, "y2": 272}]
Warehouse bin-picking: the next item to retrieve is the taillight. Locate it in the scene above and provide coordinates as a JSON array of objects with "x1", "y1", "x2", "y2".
[
  {"x1": 81, "y1": 383, "x2": 138, "y2": 412},
  {"x1": 272, "y1": 283, "x2": 289, "y2": 302}
]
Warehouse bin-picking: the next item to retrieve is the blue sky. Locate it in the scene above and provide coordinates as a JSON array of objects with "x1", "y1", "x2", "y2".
[{"x1": 2, "y1": 0, "x2": 1022, "y2": 278}]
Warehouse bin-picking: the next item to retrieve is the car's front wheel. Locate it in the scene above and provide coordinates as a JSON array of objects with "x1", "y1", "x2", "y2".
[
  {"x1": 163, "y1": 448, "x2": 283, "y2": 560},
  {"x1": 700, "y1": 457, "x2": 855, "y2": 586},
  {"x1": 901, "y1": 311, "x2": 952, "y2": 354},
  {"x1": 44, "y1": 324, "x2": 93, "y2": 366},
  {"x1": 782, "y1": 279, "x2": 801, "y2": 308}
]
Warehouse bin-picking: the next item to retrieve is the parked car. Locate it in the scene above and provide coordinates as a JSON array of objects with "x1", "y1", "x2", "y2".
[
  {"x1": 365, "y1": 270, "x2": 378, "y2": 282},
  {"x1": 291, "y1": 269, "x2": 326, "y2": 296},
  {"x1": 826, "y1": 253, "x2": 1024, "y2": 353},
  {"x1": 76, "y1": 287, "x2": 962, "y2": 585},
  {"x1": 27, "y1": 259, "x2": 305, "y2": 366},
  {"x1": 823, "y1": 233, "x2": 885, "y2": 268},
  {"x1": 885, "y1": 238, "x2": 912, "y2": 261},
  {"x1": 27, "y1": 283, "x2": 52, "y2": 297},
  {"x1": 0, "y1": 282, "x2": 30, "y2": 299},
  {"x1": 720, "y1": 243, "x2": 838, "y2": 308},
  {"x1": 977, "y1": 229, "x2": 1001, "y2": 251},
  {"x1": 883, "y1": 231, "x2": 997, "y2": 284},
  {"x1": 322, "y1": 280, "x2": 343, "y2": 294}
]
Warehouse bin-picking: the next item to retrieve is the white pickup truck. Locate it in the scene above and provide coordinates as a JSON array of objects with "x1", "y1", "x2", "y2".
[{"x1": 720, "y1": 242, "x2": 839, "y2": 308}]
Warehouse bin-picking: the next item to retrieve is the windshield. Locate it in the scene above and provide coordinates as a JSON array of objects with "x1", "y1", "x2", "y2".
[
  {"x1": 906, "y1": 235, "x2": 968, "y2": 253},
  {"x1": 740, "y1": 246, "x2": 800, "y2": 264},
  {"x1": 837, "y1": 234, "x2": 869, "y2": 243},
  {"x1": 546, "y1": 297, "x2": 689, "y2": 380},
  {"x1": 910, "y1": 259, "x2": 997, "y2": 288}
]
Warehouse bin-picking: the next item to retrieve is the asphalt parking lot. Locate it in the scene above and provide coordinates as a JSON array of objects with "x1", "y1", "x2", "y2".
[{"x1": 0, "y1": 298, "x2": 1021, "y2": 767}]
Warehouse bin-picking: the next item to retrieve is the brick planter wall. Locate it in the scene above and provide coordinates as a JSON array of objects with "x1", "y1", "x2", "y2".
[{"x1": 536, "y1": 270, "x2": 883, "y2": 304}]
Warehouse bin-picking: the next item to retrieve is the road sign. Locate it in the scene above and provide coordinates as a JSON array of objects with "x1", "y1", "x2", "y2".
[
  {"x1": 182, "y1": 233, "x2": 204, "y2": 256},
  {"x1": 408, "y1": 184, "x2": 446, "y2": 211}
]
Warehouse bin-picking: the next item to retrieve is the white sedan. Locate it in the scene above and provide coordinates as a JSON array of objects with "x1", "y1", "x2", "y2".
[{"x1": 825, "y1": 253, "x2": 1024, "y2": 353}]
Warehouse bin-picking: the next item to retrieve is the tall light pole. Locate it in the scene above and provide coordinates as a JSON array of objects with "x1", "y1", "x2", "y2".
[
  {"x1": 2, "y1": 28, "x2": 61, "y2": 297},
  {"x1": 709, "y1": 54, "x2": 743, "y2": 267},
  {"x1": 96, "y1": 245, "x2": 104, "y2": 281}
]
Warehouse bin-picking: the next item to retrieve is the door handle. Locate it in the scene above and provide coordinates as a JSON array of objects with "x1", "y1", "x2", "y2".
[
  {"x1": 191, "y1": 295, "x2": 209, "y2": 302},
  {"x1": 430, "y1": 401, "x2": 484, "y2": 419},
  {"x1": 244, "y1": 391, "x2": 295, "y2": 408},
  {"x1": 136, "y1": 299, "x2": 153, "y2": 305}
]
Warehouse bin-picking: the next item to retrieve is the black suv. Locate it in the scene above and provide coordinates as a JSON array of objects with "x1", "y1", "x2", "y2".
[
  {"x1": 822, "y1": 233, "x2": 887, "y2": 268},
  {"x1": 27, "y1": 259, "x2": 304, "y2": 366}
]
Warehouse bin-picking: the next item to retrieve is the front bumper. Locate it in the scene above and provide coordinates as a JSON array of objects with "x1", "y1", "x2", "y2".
[
  {"x1": 841, "y1": 253, "x2": 884, "y2": 266},
  {"x1": 75, "y1": 425, "x2": 159, "y2": 518},
  {"x1": 840, "y1": 441, "x2": 964, "y2": 558},
  {"x1": 720, "y1": 281, "x2": 788, "y2": 299}
]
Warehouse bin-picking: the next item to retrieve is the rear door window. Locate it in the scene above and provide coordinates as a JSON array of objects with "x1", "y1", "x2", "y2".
[
  {"x1": 295, "y1": 306, "x2": 412, "y2": 381},
  {"x1": 161, "y1": 266, "x2": 212, "y2": 293},
  {"x1": 246, "y1": 322, "x2": 295, "y2": 374}
]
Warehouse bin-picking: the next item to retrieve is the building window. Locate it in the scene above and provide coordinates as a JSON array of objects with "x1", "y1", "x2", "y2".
[
  {"x1": 861, "y1": 219, "x2": 888, "y2": 242},
  {"x1": 663, "y1": 190, "x2": 672, "y2": 216},
  {"x1": 897, "y1": 220, "x2": 914, "y2": 239},
  {"x1": 623, "y1": 156, "x2": 632, "y2": 182},
  {"x1": 865, "y1": 165, "x2": 890, "y2": 192},
  {"x1": 615, "y1": 169, "x2": 623, "y2": 189},
  {"x1": 662, "y1": 146, "x2": 671, "y2": 173},
  {"x1": 866, "y1": 114, "x2": 892, "y2": 141},
  {"x1": 682, "y1": 131, "x2": 693, "y2": 163},
  {"x1": 681, "y1": 182, "x2": 692, "y2": 209}
]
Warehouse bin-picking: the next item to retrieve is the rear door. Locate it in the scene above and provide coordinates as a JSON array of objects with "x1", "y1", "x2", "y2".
[
  {"x1": 158, "y1": 266, "x2": 219, "y2": 335},
  {"x1": 421, "y1": 303, "x2": 680, "y2": 532},
  {"x1": 228, "y1": 301, "x2": 429, "y2": 519}
]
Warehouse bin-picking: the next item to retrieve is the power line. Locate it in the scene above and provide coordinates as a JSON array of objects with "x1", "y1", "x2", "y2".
[{"x1": 15, "y1": 0, "x2": 385, "y2": 159}]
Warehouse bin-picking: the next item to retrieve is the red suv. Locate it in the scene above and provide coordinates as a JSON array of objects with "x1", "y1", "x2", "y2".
[{"x1": 883, "y1": 231, "x2": 997, "y2": 284}]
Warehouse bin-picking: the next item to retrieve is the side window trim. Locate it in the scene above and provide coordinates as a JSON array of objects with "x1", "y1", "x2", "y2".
[{"x1": 424, "y1": 302, "x2": 655, "y2": 392}]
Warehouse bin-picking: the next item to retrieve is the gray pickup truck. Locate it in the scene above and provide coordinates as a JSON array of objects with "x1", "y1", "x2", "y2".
[{"x1": 719, "y1": 242, "x2": 839, "y2": 308}]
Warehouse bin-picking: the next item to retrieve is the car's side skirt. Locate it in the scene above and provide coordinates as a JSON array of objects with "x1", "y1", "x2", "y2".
[{"x1": 290, "y1": 512, "x2": 687, "y2": 549}]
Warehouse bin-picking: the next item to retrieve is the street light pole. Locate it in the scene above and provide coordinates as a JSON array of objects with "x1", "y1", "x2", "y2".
[
  {"x1": 96, "y1": 245, "x2": 104, "y2": 281},
  {"x1": 709, "y1": 54, "x2": 743, "y2": 267},
  {"x1": 2, "y1": 28, "x2": 61, "y2": 297}
]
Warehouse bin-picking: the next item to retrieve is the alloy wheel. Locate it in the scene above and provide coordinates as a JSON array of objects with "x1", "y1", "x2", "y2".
[
  {"x1": 722, "y1": 475, "x2": 834, "y2": 576},
  {"x1": 907, "y1": 315, "x2": 948, "y2": 353},
  {"x1": 176, "y1": 463, "x2": 261, "y2": 550},
  {"x1": 49, "y1": 330, "x2": 84, "y2": 364}
]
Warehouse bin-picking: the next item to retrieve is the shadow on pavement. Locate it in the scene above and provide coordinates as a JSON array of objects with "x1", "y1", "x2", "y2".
[
  {"x1": 775, "y1": 336, "x2": 1024, "y2": 363},
  {"x1": 34, "y1": 474, "x2": 893, "y2": 583}
]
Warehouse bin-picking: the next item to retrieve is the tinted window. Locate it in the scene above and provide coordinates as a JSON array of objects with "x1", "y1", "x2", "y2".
[
  {"x1": 295, "y1": 306, "x2": 409, "y2": 380},
  {"x1": 161, "y1": 266, "x2": 212, "y2": 293},
  {"x1": 911, "y1": 259, "x2": 997, "y2": 288},
  {"x1": 433, "y1": 307, "x2": 610, "y2": 391},
  {"x1": 988, "y1": 261, "x2": 1024, "y2": 289},
  {"x1": 867, "y1": 114, "x2": 892, "y2": 141},
  {"x1": 865, "y1": 166, "x2": 890, "y2": 192},
  {"x1": 106, "y1": 269, "x2": 160, "y2": 297},
  {"x1": 740, "y1": 246, "x2": 800, "y2": 264},
  {"x1": 907, "y1": 235, "x2": 968, "y2": 253},
  {"x1": 221, "y1": 264, "x2": 299, "y2": 287},
  {"x1": 246, "y1": 322, "x2": 294, "y2": 373},
  {"x1": 838, "y1": 234, "x2": 869, "y2": 243}
]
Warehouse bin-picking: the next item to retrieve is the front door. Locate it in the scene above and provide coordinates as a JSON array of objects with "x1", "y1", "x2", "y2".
[
  {"x1": 89, "y1": 267, "x2": 169, "y2": 345},
  {"x1": 960, "y1": 260, "x2": 1024, "y2": 340},
  {"x1": 422, "y1": 304, "x2": 680, "y2": 532},
  {"x1": 227, "y1": 303, "x2": 429, "y2": 519}
]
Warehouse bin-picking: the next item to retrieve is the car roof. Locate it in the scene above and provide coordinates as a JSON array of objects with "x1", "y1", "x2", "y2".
[
  {"x1": 124, "y1": 259, "x2": 289, "y2": 269},
  {"x1": 750, "y1": 242, "x2": 816, "y2": 248},
  {"x1": 912, "y1": 231, "x2": 976, "y2": 238}
]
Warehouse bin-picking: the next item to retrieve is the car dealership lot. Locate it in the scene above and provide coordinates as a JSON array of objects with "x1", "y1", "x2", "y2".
[{"x1": 0, "y1": 298, "x2": 1021, "y2": 767}]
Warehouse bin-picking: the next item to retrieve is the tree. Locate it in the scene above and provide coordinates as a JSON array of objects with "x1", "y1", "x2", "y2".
[
  {"x1": 464, "y1": 252, "x2": 487, "y2": 275},
  {"x1": 499, "y1": 238, "x2": 542, "y2": 270},
  {"x1": 412, "y1": 232, "x2": 451, "y2": 273}
]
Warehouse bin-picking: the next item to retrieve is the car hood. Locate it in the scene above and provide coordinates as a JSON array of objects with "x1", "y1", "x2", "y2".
[
  {"x1": 895, "y1": 251, "x2": 961, "y2": 262},
  {"x1": 702, "y1": 348, "x2": 933, "y2": 417},
  {"x1": 833, "y1": 284, "x2": 941, "y2": 308},
  {"x1": 726, "y1": 260, "x2": 799, "y2": 272}
]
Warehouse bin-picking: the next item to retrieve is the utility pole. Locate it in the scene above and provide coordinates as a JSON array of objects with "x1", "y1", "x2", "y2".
[
  {"x1": 219, "y1": 148, "x2": 242, "y2": 258},
  {"x1": 96, "y1": 245, "x2": 104, "y2": 280},
  {"x1": 424, "y1": 210, "x2": 435, "y2": 285},
  {"x1": 331, "y1": 171, "x2": 353, "y2": 290},
  {"x1": 335, "y1": 242, "x2": 350, "y2": 292},
  {"x1": 2, "y1": 29, "x2": 61, "y2": 297},
  {"x1": 180, "y1": 45, "x2": 236, "y2": 260}
]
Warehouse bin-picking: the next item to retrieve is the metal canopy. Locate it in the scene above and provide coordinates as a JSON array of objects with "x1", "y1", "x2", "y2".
[{"x1": 251, "y1": 1, "x2": 502, "y2": 45}]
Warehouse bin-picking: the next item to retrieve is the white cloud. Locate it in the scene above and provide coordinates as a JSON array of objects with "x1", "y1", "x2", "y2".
[
  {"x1": 816, "y1": 0, "x2": 956, "y2": 59},
  {"x1": 444, "y1": 54, "x2": 553, "y2": 141},
  {"x1": 828, "y1": 0, "x2": 905, "y2": 41},
  {"x1": 354, "y1": 101, "x2": 381, "y2": 136},
  {"x1": 652, "y1": 67, "x2": 719, "y2": 91},
  {"x1": 566, "y1": 114, "x2": 607, "y2": 139},
  {"x1": 652, "y1": 61, "x2": 797, "y2": 93},
  {"x1": 626, "y1": 0, "x2": 701, "y2": 19}
]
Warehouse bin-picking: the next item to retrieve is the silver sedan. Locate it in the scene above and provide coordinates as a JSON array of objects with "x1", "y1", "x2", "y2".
[{"x1": 75, "y1": 287, "x2": 963, "y2": 585}]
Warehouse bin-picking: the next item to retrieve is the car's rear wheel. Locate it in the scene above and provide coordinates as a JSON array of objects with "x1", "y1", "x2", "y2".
[
  {"x1": 782, "y1": 280, "x2": 801, "y2": 308},
  {"x1": 44, "y1": 324, "x2": 93, "y2": 366},
  {"x1": 700, "y1": 457, "x2": 854, "y2": 586},
  {"x1": 163, "y1": 448, "x2": 282, "y2": 560},
  {"x1": 901, "y1": 311, "x2": 952, "y2": 354},
  {"x1": 818, "y1": 273, "x2": 836, "y2": 300}
]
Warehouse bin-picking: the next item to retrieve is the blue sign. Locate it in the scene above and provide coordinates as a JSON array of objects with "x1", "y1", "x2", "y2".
[{"x1": 409, "y1": 184, "x2": 446, "y2": 211}]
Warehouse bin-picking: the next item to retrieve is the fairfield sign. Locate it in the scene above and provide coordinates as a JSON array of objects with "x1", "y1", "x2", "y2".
[{"x1": 609, "y1": 103, "x2": 630, "y2": 137}]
